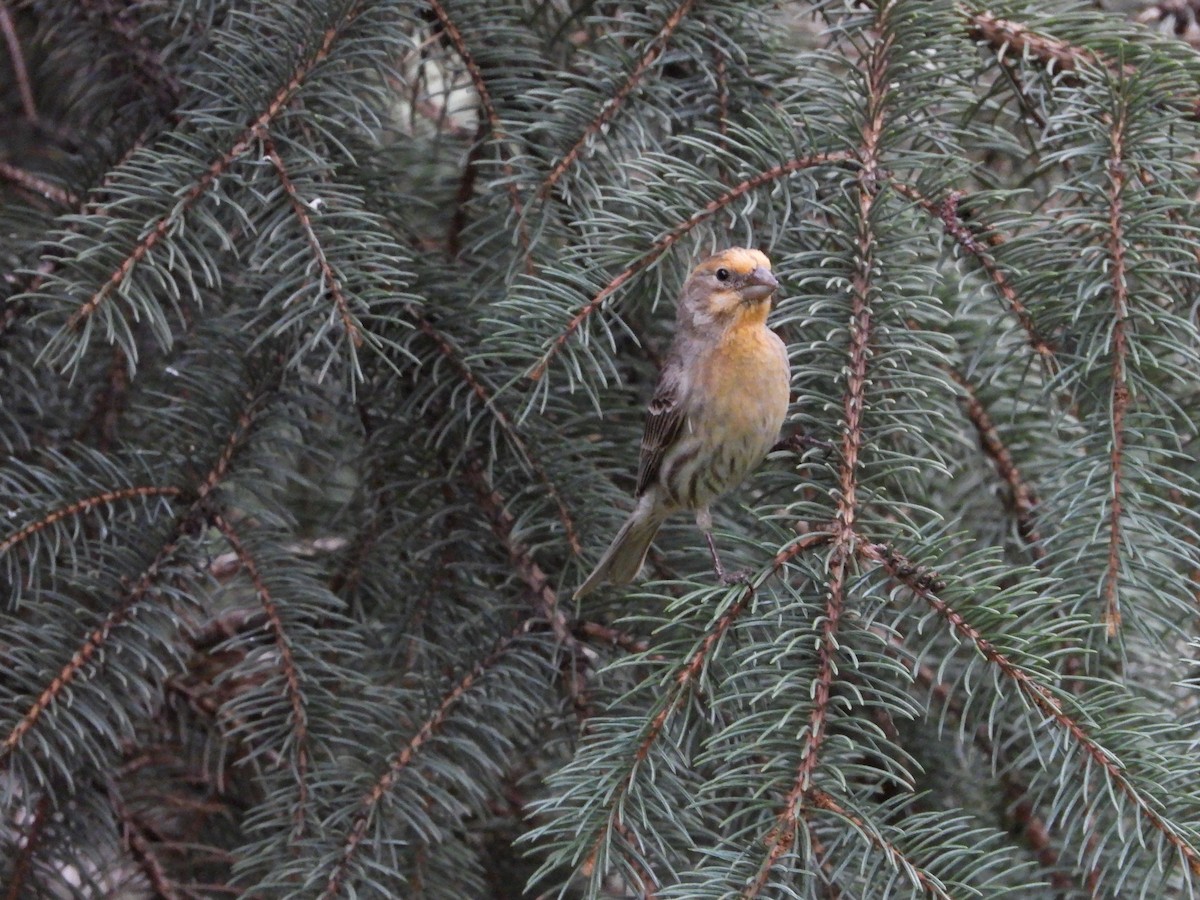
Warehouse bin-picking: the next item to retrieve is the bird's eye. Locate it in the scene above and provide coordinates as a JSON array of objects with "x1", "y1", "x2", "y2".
[{"x1": 715, "y1": 267, "x2": 730, "y2": 282}]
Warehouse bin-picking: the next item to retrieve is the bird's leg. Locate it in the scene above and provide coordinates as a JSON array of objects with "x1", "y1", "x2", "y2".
[{"x1": 697, "y1": 507, "x2": 750, "y2": 586}]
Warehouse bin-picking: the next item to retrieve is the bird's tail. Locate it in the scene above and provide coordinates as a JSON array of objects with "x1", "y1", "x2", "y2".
[{"x1": 574, "y1": 502, "x2": 668, "y2": 599}]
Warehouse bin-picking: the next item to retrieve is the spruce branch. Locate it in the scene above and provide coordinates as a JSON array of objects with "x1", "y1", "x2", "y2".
[
  {"x1": 418, "y1": 316, "x2": 581, "y2": 554},
  {"x1": 862, "y1": 541, "x2": 1200, "y2": 880},
  {"x1": 319, "y1": 626, "x2": 528, "y2": 899},
  {"x1": 62, "y1": 5, "x2": 365, "y2": 334},
  {"x1": 890, "y1": 181, "x2": 1054, "y2": 358},
  {"x1": 426, "y1": 0, "x2": 526, "y2": 226},
  {"x1": 107, "y1": 776, "x2": 183, "y2": 900},
  {"x1": 210, "y1": 513, "x2": 311, "y2": 842},
  {"x1": 463, "y1": 458, "x2": 573, "y2": 649},
  {"x1": 0, "y1": 484, "x2": 182, "y2": 557},
  {"x1": 961, "y1": 8, "x2": 1115, "y2": 79},
  {"x1": 944, "y1": 366, "x2": 1044, "y2": 559},
  {"x1": 0, "y1": 387, "x2": 269, "y2": 767},
  {"x1": 1, "y1": 122, "x2": 157, "y2": 338},
  {"x1": 72, "y1": 0, "x2": 183, "y2": 110},
  {"x1": 749, "y1": 9, "x2": 889, "y2": 890},
  {"x1": 959, "y1": 4, "x2": 1200, "y2": 120},
  {"x1": 891, "y1": 632, "x2": 1089, "y2": 891},
  {"x1": 526, "y1": 151, "x2": 854, "y2": 381},
  {"x1": 537, "y1": 0, "x2": 697, "y2": 198},
  {"x1": 573, "y1": 530, "x2": 831, "y2": 889},
  {"x1": 807, "y1": 789, "x2": 953, "y2": 900},
  {"x1": 0, "y1": 522, "x2": 186, "y2": 766},
  {"x1": 262, "y1": 133, "x2": 364, "y2": 350}
]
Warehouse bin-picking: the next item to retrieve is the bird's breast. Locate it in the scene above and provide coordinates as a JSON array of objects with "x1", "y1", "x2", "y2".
[{"x1": 693, "y1": 324, "x2": 790, "y2": 439}]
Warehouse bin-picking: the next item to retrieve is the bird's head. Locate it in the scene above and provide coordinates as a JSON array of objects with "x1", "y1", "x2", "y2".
[{"x1": 678, "y1": 247, "x2": 778, "y2": 332}]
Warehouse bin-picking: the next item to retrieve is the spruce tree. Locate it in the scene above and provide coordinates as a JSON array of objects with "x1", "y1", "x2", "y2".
[{"x1": 2, "y1": 0, "x2": 1199, "y2": 896}]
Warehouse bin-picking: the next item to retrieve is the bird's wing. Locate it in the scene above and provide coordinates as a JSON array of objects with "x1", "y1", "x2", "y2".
[{"x1": 636, "y1": 362, "x2": 686, "y2": 497}]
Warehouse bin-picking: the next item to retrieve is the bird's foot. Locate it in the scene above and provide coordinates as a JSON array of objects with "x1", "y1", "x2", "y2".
[{"x1": 718, "y1": 568, "x2": 752, "y2": 587}]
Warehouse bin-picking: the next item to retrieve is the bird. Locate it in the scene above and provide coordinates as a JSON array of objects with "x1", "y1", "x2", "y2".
[{"x1": 574, "y1": 247, "x2": 791, "y2": 598}]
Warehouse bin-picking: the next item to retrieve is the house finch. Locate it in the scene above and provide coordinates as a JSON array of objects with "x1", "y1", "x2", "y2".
[{"x1": 575, "y1": 247, "x2": 790, "y2": 598}]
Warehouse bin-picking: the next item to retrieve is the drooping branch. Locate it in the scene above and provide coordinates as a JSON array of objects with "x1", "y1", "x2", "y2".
[
  {"x1": 538, "y1": 0, "x2": 696, "y2": 198},
  {"x1": 890, "y1": 181, "x2": 1053, "y2": 357},
  {"x1": 0, "y1": 527, "x2": 185, "y2": 765},
  {"x1": 944, "y1": 367, "x2": 1044, "y2": 559},
  {"x1": 210, "y1": 513, "x2": 311, "y2": 841},
  {"x1": 417, "y1": 316, "x2": 581, "y2": 554},
  {"x1": 0, "y1": 391, "x2": 268, "y2": 766},
  {"x1": 262, "y1": 133, "x2": 363, "y2": 349},
  {"x1": 862, "y1": 541, "x2": 1200, "y2": 879},
  {"x1": 107, "y1": 777, "x2": 182, "y2": 900},
  {"x1": 426, "y1": 0, "x2": 525, "y2": 224},
  {"x1": 575, "y1": 530, "x2": 832, "y2": 890},
  {"x1": 527, "y1": 151, "x2": 853, "y2": 381},
  {"x1": 808, "y1": 788, "x2": 953, "y2": 900},
  {"x1": 462, "y1": 458, "x2": 573, "y2": 648},
  {"x1": 883, "y1": 630, "x2": 1091, "y2": 891},
  {"x1": 318, "y1": 627, "x2": 526, "y2": 899},
  {"x1": 66, "y1": 5, "x2": 365, "y2": 330}
]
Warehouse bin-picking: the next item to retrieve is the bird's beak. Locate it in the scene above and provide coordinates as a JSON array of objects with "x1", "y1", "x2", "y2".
[{"x1": 741, "y1": 267, "x2": 778, "y2": 303}]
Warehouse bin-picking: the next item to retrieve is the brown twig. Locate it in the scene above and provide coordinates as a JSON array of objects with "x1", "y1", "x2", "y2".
[
  {"x1": 262, "y1": 133, "x2": 363, "y2": 348},
  {"x1": 446, "y1": 120, "x2": 486, "y2": 258},
  {"x1": 66, "y1": 7, "x2": 363, "y2": 331},
  {"x1": 575, "y1": 620, "x2": 652, "y2": 655},
  {"x1": 746, "y1": 13, "x2": 890, "y2": 893},
  {"x1": 963, "y1": 9, "x2": 1106, "y2": 75},
  {"x1": 319, "y1": 627, "x2": 526, "y2": 899},
  {"x1": 210, "y1": 514, "x2": 311, "y2": 841},
  {"x1": 1102, "y1": 107, "x2": 1130, "y2": 638},
  {"x1": 527, "y1": 151, "x2": 853, "y2": 381},
  {"x1": 890, "y1": 181, "x2": 1054, "y2": 358},
  {"x1": 0, "y1": 3, "x2": 37, "y2": 122},
  {"x1": 417, "y1": 316, "x2": 581, "y2": 554},
  {"x1": 108, "y1": 777, "x2": 182, "y2": 900},
  {"x1": 426, "y1": 0, "x2": 526, "y2": 229},
  {"x1": 576, "y1": 529, "x2": 832, "y2": 890},
  {"x1": 538, "y1": 0, "x2": 697, "y2": 198},
  {"x1": 862, "y1": 540, "x2": 1200, "y2": 880},
  {"x1": 0, "y1": 391, "x2": 266, "y2": 765},
  {"x1": 809, "y1": 788, "x2": 953, "y2": 900},
  {"x1": 944, "y1": 367, "x2": 1044, "y2": 559},
  {"x1": 0, "y1": 484, "x2": 182, "y2": 557},
  {"x1": 0, "y1": 161, "x2": 79, "y2": 207}
]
